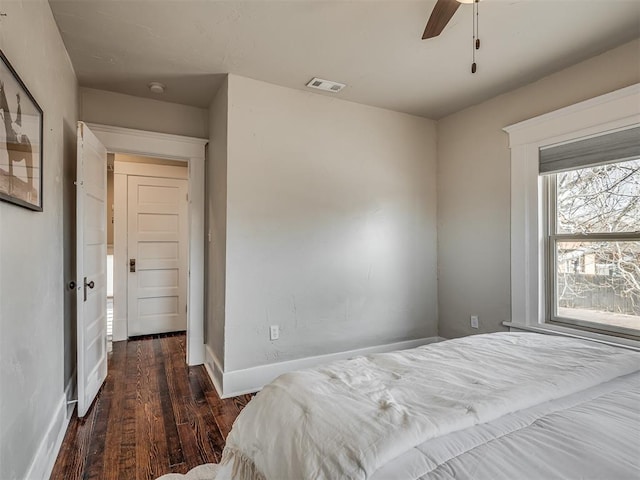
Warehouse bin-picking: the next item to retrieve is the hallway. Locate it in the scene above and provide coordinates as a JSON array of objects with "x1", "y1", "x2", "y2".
[{"x1": 51, "y1": 333, "x2": 253, "y2": 479}]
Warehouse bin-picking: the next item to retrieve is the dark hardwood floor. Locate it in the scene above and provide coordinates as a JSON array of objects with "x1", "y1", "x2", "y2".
[{"x1": 51, "y1": 333, "x2": 253, "y2": 480}]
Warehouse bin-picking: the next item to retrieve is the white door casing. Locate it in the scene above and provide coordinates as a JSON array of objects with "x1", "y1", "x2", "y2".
[
  {"x1": 127, "y1": 176, "x2": 188, "y2": 336},
  {"x1": 76, "y1": 122, "x2": 108, "y2": 417},
  {"x1": 85, "y1": 123, "x2": 207, "y2": 366}
]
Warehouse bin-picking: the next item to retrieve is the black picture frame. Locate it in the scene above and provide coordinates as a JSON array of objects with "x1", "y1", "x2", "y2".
[{"x1": 0, "y1": 49, "x2": 44, "y2": 211}]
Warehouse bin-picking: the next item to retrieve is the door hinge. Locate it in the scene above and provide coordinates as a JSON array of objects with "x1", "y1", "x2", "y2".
[{"x1": 185, "y1": 304, "x2": 188, "y2": 313}]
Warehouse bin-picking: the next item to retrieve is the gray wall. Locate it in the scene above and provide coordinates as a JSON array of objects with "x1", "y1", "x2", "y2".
[
  {"x1": 0, "y1": 0, "x2": 79, "y2": 477},
  {"x1": 80, "y1": 87, "x2": 209, "y2": 138},
  {"x1": 222, "y1": 75, "x2": 438, "y2": 372},
  {"x1": 436, "y1": 39, "x2": 640, "y2": 340},
  {"x1": 206, "y1": 77, "x2": 229, "y2": 368}
]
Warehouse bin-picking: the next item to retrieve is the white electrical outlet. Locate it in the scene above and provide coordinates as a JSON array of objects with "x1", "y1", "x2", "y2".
[
  {"x1": 270, "y1": 325, "x2": 280, "y2": 340},
  {"x1": 470, "y1": 315, "x2": 479, "y2": 329}
]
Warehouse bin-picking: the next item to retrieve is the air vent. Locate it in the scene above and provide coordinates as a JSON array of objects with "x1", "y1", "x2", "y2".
[{"x1": 306, "y1": 77, "x2": 346, "y2": 93}]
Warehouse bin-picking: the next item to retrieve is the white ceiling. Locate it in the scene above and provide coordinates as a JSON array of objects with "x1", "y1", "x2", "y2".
[{"x1": 49, "y1": 0, "x2": 640, "y2": 119}]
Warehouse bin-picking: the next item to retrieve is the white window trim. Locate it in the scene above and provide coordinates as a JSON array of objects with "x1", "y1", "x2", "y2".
[{"x1": 503, "y1": 83, "x2": 640, "y2": 349}]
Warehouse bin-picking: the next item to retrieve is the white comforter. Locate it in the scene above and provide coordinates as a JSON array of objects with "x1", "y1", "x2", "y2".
[
  {"x1": 219, "y1": 333, "x2": 640, "y2": 480},
  {"x1": 371, "y1": 371, "x2": 640, "y2": 479}
]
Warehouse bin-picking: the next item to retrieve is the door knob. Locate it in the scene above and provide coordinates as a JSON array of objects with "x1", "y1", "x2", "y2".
[
  {"x1": 83, "y1": 277, "x2": 95, "y2": 302},
  {"x1": 129, "y1": 258, "x2": 136, "y2": 273}
]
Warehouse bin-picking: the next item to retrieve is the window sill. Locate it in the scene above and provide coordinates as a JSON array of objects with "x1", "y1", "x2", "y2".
[{"x1": 503, "y1": 321, "x2": 640, "y2": 351}]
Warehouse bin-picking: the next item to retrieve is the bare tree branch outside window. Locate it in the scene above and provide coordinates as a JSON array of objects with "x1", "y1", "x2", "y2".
[{"x1": 554, "y1": 159, "x2": 640, "y2": 331}]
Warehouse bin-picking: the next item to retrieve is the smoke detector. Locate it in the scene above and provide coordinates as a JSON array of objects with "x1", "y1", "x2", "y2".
[
  {"x1": 148, "y1": 82, "x2": 166, "y2": 94},
  {"x1": 306, "y1": 77, "x2": 346, "y2": 93}
]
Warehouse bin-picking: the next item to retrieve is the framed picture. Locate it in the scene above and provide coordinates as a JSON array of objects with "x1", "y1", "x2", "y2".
[{"x1": 0, "y1": 50, "x2": 43, "y2": 211}]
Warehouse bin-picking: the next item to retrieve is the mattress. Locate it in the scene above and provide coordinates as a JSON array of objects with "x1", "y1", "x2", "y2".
[{"x1": 216, "y1": 332, "x2": 640, "y2": 480}]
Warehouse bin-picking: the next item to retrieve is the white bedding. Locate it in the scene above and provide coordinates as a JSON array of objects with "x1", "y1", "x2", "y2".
[
  {"x1": 218, "y1": 333, "x2": 640, "y2": 480},
  {"x1": 371, "y1": 371, "x2": 640, "y2": 479}
]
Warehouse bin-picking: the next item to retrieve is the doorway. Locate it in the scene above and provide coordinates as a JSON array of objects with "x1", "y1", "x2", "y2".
[
  {"x1": 89, "y1": 123, "x2": 207, "y2": 366},
  {"x1": 110, "y1": 154, "x2": 189, "y2": 338}
]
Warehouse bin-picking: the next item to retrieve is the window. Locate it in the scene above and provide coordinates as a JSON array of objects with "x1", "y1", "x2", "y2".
[
  {"x1": 544, "y1": 145, "x2": 640, "y2": 336},
  {"x1": 505, "y1": 85, "x2": 640, "y2": 346}
]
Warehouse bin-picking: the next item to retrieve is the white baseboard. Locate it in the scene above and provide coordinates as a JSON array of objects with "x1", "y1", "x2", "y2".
[
  {"x1": 64, "y1": 370, "x2": 78, "y2": 419},
  {"x1": 205, "y1": 345, "x2": 224, "y2": 396},
  {"x1": 112, "y1": 318, "x2": 127, "y2": 342},
  {"x1": 24, "y1": 373, "x2": 76, "y2": 480},
  {"x1": 206, "y1": 336, "x2": 443, "y2": 399}
]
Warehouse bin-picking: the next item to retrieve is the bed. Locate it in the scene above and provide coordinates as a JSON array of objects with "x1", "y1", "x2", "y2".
[{"x1": 168, "y1": 332, "x2": 640, "y2": 480}]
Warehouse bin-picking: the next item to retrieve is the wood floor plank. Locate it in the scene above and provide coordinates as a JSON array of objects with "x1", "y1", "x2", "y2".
[
  {"x1": 135, "y1": 337, "x2": 168, "y2": 480},
  {"x1": 49, "y1": 407, "x2": 96, "y2": 479},
  {"x1": 117, "y1": 339, "x2": 141, "y2": 480},
  {"x1": 153, "y1": 339, "x2": 184, "y2": 467},
  {"x1": 193, "y1": 361, "x2": 215, "y2": 394},
  {"x1": 161, "y1": 336, "x2": 190, "y2": 426},
  {"x1": 84, "y1": 375, "x2": 113, "y2": 479},
  {"x1": 233, "y1": 394, "x2": 254, "y2": 411},
  {"x1": 180, "y1": 392, "x2": 224, "y2": 467},
  {"x1": 182, "y1": 371, "x2": 226, "y2": 464},
  {"x1": 207, "y1": 394, "x2": 240, "y2": 440},
  {"x1": 205, "y1": 381, "x2": 255, "y2": 441},
  {"x1": 100, "y1": 340, "x2": 127, "y2": 480},
  {"x1": 187, "y1": 367, "x2": 207, "y2": 406},
  {"x1": 50, "y1": 333, "x2": 252, "y2": 480}
]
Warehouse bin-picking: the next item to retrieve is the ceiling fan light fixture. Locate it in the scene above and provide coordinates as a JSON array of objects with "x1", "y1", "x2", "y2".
[{"x1": 148, "y1": 82, "x2": 166, "y2": 94}]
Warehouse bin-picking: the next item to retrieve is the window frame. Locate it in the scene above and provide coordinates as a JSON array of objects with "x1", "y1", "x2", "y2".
[
  {"x1": 503, "y1": 83, "x2": 640, "y2": 350},
  {"x1": 544, "y1": 171, "x2": 640, "y2": 338}
]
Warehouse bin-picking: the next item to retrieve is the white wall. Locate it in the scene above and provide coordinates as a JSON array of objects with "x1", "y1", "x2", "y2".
[
  {"x1": 206, "y1": 77, "x2": 229, "y2": 370},
  {"x1": 222, "y1": 75, "x2": 438, "y2": 372},
  {"x1": 436, "y1": 39, "x2": 640, "y2": 340},
  {"x1": 80, "y1": 87, "x2": 209, "y2": 138},
  {"x1": 0, "y1": 0, "x2": 78, "y2": 478}
]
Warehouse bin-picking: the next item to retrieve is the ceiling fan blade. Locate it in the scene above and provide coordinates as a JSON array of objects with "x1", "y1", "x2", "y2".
[{"x1": 422, "y1": 0, "x2": 461, "y2": 39}]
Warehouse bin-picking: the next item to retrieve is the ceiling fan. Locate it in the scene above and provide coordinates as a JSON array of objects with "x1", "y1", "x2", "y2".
[
  {"x1": 423, "y1": 0, "x2": 482, "y2": 73},
  {"x1": 422, "y1": 0, "x2": 477, "y2": 40}
]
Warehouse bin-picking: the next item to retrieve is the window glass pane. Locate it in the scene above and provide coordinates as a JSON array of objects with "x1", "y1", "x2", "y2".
[
  {"x1": 556, "y1": 159, "x2": 640, "y2": 234},
  {"x1": 556, "y1": 240, "x2": 640, "y2": 332}
]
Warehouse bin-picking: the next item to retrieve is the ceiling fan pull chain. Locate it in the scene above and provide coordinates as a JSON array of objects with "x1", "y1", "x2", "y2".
[
  {"x1": 476, "y1": 0, "x2": 480, "y2": 50},
  {"x1": 471, "y1": 0, "x2": 478, "y2": 73}
]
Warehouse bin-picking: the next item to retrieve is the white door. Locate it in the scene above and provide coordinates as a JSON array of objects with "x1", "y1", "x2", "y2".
[
  {"x1": 76, "y1": 122, "x2": 108, "y2": 418},
  {"x1": 127, "y1": 176, "x2": 188, "y2": 336}
]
